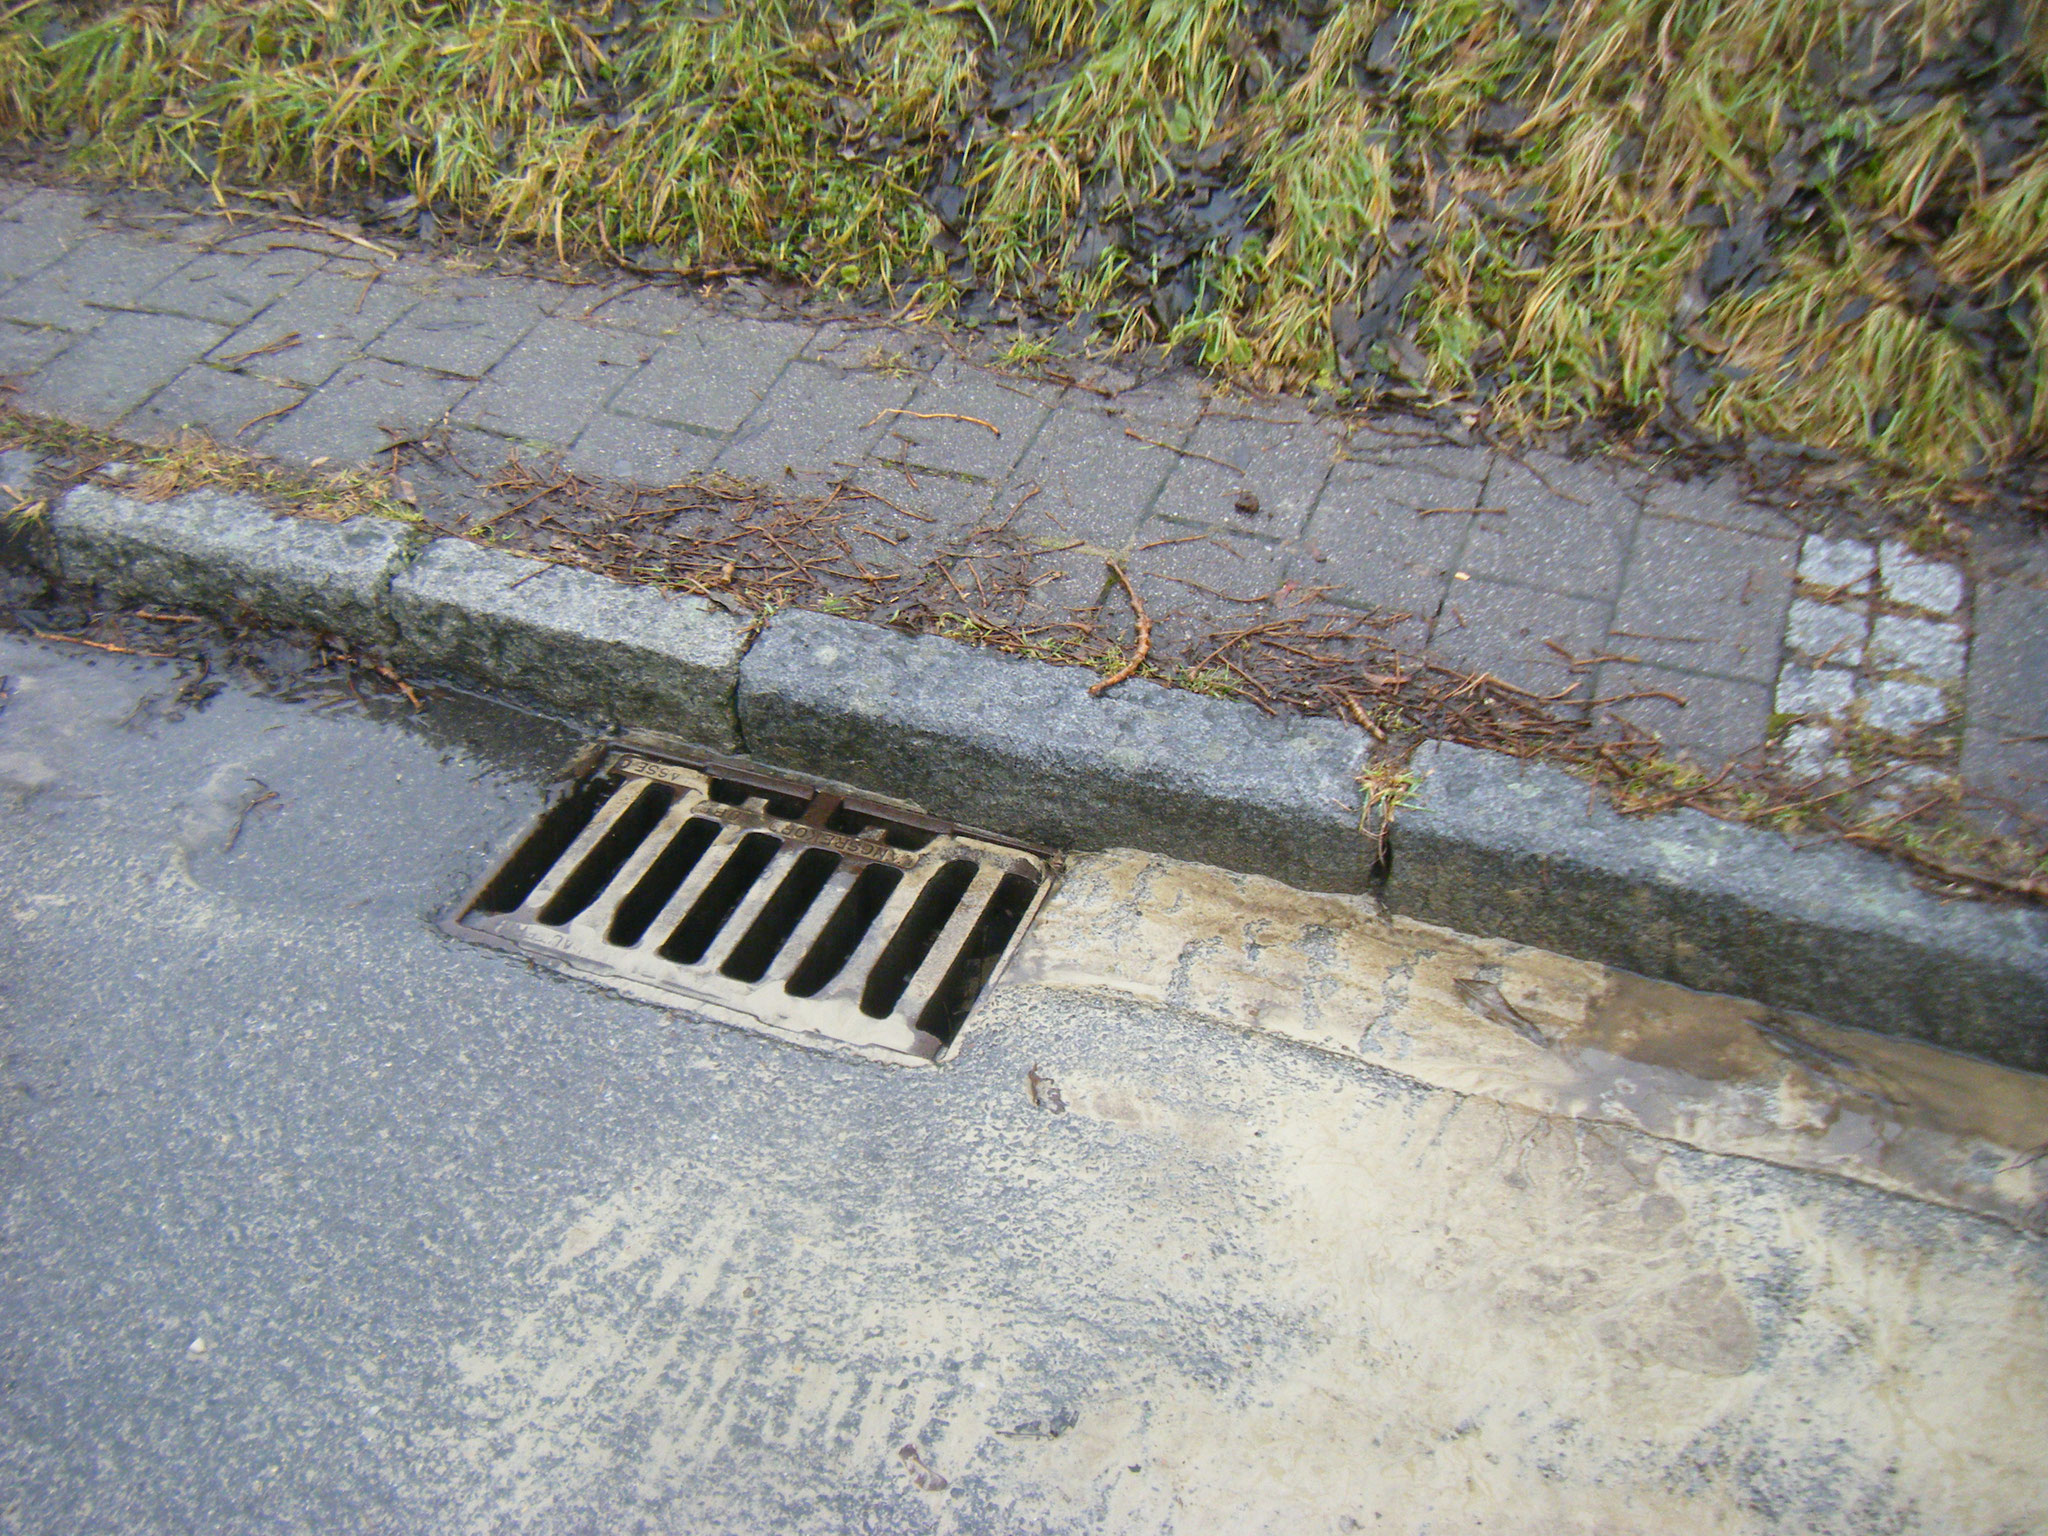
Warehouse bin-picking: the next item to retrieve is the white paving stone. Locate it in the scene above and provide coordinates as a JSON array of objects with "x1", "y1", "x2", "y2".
[
  {"x1": 1859, "y1": 678, "x2": 1949, "y2": 734},
  {"x1": 1785, "y1": 597, "x2": 1866, "y2": 664},
  {"x1": 1878, "y1": 539, "x2": 1965, "y2": 615},
  {"x1": 1796, "y1": 535, "x2": 1876, "y2": 592},
  {"x1": 1773, "y1": 665, "x2": 1855, "y2": 718},
  {"x1": 1778, "y1": 722, "x2": 1836, "y2": 779},
  {"x1": 1868, "y1": 613, "x2": 1967, "y2": 680}
]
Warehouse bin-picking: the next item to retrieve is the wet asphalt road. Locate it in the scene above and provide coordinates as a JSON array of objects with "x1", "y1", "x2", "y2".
[{"x1": 2, "y1": 629, "x2": 2045, "y2": 1536}]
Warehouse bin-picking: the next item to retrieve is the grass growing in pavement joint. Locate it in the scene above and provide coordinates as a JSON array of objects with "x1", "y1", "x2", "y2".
[
  {"x1": 1355, "y1": 759, "x2": 1419, "y2": 857},
  {"x1": 0, "y1": 410, "x2": 423, "y2": 524},
  {"x1": 4, "y1": 0, "x2": 2044, "y2": 491}
]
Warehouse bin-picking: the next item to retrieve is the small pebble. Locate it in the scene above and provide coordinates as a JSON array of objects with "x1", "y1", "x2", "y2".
[
  {"x1": 187, "y1": 1337, "x2": 209, "y2": 1357},
  {"x1": 1233, "y1": 490, "x2": 1261, "y2": 516}
]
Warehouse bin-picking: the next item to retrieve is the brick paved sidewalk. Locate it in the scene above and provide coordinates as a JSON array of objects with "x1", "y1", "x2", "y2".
[{"x1": 3, "y1": 180, "x2": 2043, "y2": 827}]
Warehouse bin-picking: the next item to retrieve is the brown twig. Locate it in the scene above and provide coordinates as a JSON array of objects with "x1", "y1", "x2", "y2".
[
  {"x1": 1089, "y1": 564, "x2": 1151, "y2": 697},
  {"x1": 268, "y1": 214, "x2": 399, "y2": 261},
  {"x1": 235, "y1": 401, "x2": 299, "y2": 438},
  {"x1": 1121, "y1": 429, "x2": 1239, "y2": 473},
  {"x1": 216, "y1": 333, "x2": 302, "y2": 368},
  {"x1": 29, "y1": 629, "x2": 176, "y2": 659},
  {"x1": 867, "y1": 409, "x2": 1001, "y2": 437}
]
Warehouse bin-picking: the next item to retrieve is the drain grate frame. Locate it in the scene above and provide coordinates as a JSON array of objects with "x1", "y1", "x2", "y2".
[{"x1": 446, "y1": 743, "x2": 1058, "y2": 1064}]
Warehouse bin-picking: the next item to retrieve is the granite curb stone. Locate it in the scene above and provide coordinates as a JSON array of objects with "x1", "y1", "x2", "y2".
[
  {"x1": 738, "y1": 607, "x2": 1381, "y2": 893},
  {"x1": 1386, "y1": 739, "x2": 2048, "y2": 1071},
  {"x1": 388, "y1": 538, "x2": 746, "y2": 751},
  {"x1": 48, "y1": 483, "x2": 409, "y2": 643}
]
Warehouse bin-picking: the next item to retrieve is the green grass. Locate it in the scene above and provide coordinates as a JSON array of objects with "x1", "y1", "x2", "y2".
[{"x1": 4, "y1": 0, "x2": 2045, "y2": 485}]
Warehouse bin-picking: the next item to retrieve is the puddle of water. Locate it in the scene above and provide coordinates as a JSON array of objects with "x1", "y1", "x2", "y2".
[{"x1": 1004, "y1": 849, "x2": 2048, "y2": 1230}]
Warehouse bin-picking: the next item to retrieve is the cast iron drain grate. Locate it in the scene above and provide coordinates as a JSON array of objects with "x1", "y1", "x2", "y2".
[{"x1": 448, "y1": 745, "x2": 1057, "y2": 1063}]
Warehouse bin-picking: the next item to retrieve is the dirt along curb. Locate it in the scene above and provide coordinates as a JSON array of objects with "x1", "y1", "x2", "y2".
[{"x1": 9, "y1": 472, "x2": 2046, "y2": 1072}]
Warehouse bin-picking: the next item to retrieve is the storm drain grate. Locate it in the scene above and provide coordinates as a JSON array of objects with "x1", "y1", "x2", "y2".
[{"x1": 448, "y1": 746, "x2": 1057, "y2": 1063}]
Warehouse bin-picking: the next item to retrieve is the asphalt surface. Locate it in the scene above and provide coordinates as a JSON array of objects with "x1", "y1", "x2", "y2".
[{"x1": 2, "y1": 629, "x2": 2045, "y2": 1535}]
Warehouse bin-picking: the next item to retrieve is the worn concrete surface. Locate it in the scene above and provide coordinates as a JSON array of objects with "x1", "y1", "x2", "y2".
[
  {"x1": 2, "y1": 182, "x2": 2040, "y2": 816},
  {"x1": 3, "y1": 629, "x2": 2046, "y2": 1535}
]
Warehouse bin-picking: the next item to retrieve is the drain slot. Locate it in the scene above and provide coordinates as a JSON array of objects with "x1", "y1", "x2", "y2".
[
  {"x1": 660, "y1": 831, "x2": 781, "y2": 965},
  {"x1": 784, "y1": 864, "x2": 903, "y2": 999},
  {"x1": 448, "y1": 746, "x2": 1057, "y2": 1063},
  {"x1": 607, "y1": 817, "x2": 722, "y2": 947},
  {"x1": 723, "y1": 849, "x2": 842, "y2": 984},
  {"x1": 540, "y1": 782, "x2": 674, "y2": 926}
]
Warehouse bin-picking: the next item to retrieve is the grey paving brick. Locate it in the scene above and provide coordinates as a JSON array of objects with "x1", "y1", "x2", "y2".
[
  {"x1": 1868, "y1": 613, "x2": 1967, "y2": 681},
  {"x1": 120, "y1": 363, "x2": 306, "y2": 446},
  {"x1": 873, "y1": 359, "x2": 1054, "y2": 481},
  {"x1": 205, "y1": 270, "x2": 419, "y2": 389},
  {"x1": 1429, "y1": 579, "x2": 1610, "y2": 704},
  {"x1": 1149, "y1": 412, "x2": 1338, "y2": 541},
  {"x1": 573, "y1": 281, "x2": 703, "y2": 337},
  {"x1": 1288, "y1": 446, "x2": 1486, "y2": 634},
  {"x1": 1010, "y1": 404, "x2": 1188, "y2": 558},
  {"x1": 1105, "y1": 373, "x2": 1208, "y2": 434},
  {"x1": 0, "y1": 189, "x2": 91, "y2": 287},
  {"x1": 0, "y1": 237, "x2": 198, "y2": 331},
  {"x1": 19, "y1": 310, "x2": 226, "y2": 428},
  {"x1": 610, "y1": 316, "x2": 809, "y2": 435},
  {"x1": 252, "y1": 358, "x2": 472, "y2": 466},
  {"x1": 1877, "y1": 539, "x2": 1966, "y2": 616},
  {"x1": 1462, "y1": 450, "x2": 1643, "y2": 597},
  {"x1": 133, "y1": 246, "x2": 327, "y2": 326},
  {"x1": 0, "y1": 320, "x2": 78, "y2": 376},
  {"x1": 1797, "y1": 535, "x2": 1876, "y2": 593},
  {"x1": 801, "y1": 318, "x2": 936, "y2": 372},
  {"x1": 1785, "y1": 598, "x2": 1868, "y2": 665},
  {"x1": 1610, "y1": 515, "x2": 1792, "y2": 683},
  {"x1": 711, "y1": 361, "x2": 912, "y2": 482},
  {"x1": 1642, "y1": 471, "x2": 1799, "y2": 538},
  {"x1": 451, "y1": 317, "x2": 656, "y2": 448},
  {"x1": 1592, "y1": 663, "x2": 1772, "y2": 766},
  {"x1": 563, "y1": 410, "x2": 722, "y2": 485},
  {"x1": 1859, "y1": 678, "x2": 1950, "y2": 734},
  {"x1": 1122, "y1": 521, "x2": 1290, "y2": 662},
  {"x1": 366, "y1": 279, "x2": 541, "y2": 377},
  {"x1": 1961, "y1": 580, "x2": 2048, "y2": 825}
]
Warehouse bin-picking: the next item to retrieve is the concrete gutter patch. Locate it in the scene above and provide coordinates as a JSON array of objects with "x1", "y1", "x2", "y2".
[
  {"x1": 389, "y1": 537, "x2": 746, "y2": 751},
  {"x1": 739, "y1": 608, "x2": 1379, "y2": 892},
  {"x1": 49, "y1": 483, "x2": 406, "y2": 644},
  {"x1": 1387, "y1": 740, "x2": 2048, "y2": 1072}
]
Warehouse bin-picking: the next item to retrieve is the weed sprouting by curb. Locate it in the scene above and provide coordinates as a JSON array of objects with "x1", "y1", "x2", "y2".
[{"x1": 1356, "y1": 760, "x2": 1419, "y2": 861}]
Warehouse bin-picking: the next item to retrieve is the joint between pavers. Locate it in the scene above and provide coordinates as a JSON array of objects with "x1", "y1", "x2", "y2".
[{"x1": 1429, "y1": 451, "x2": 1497, "y2": 638}]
